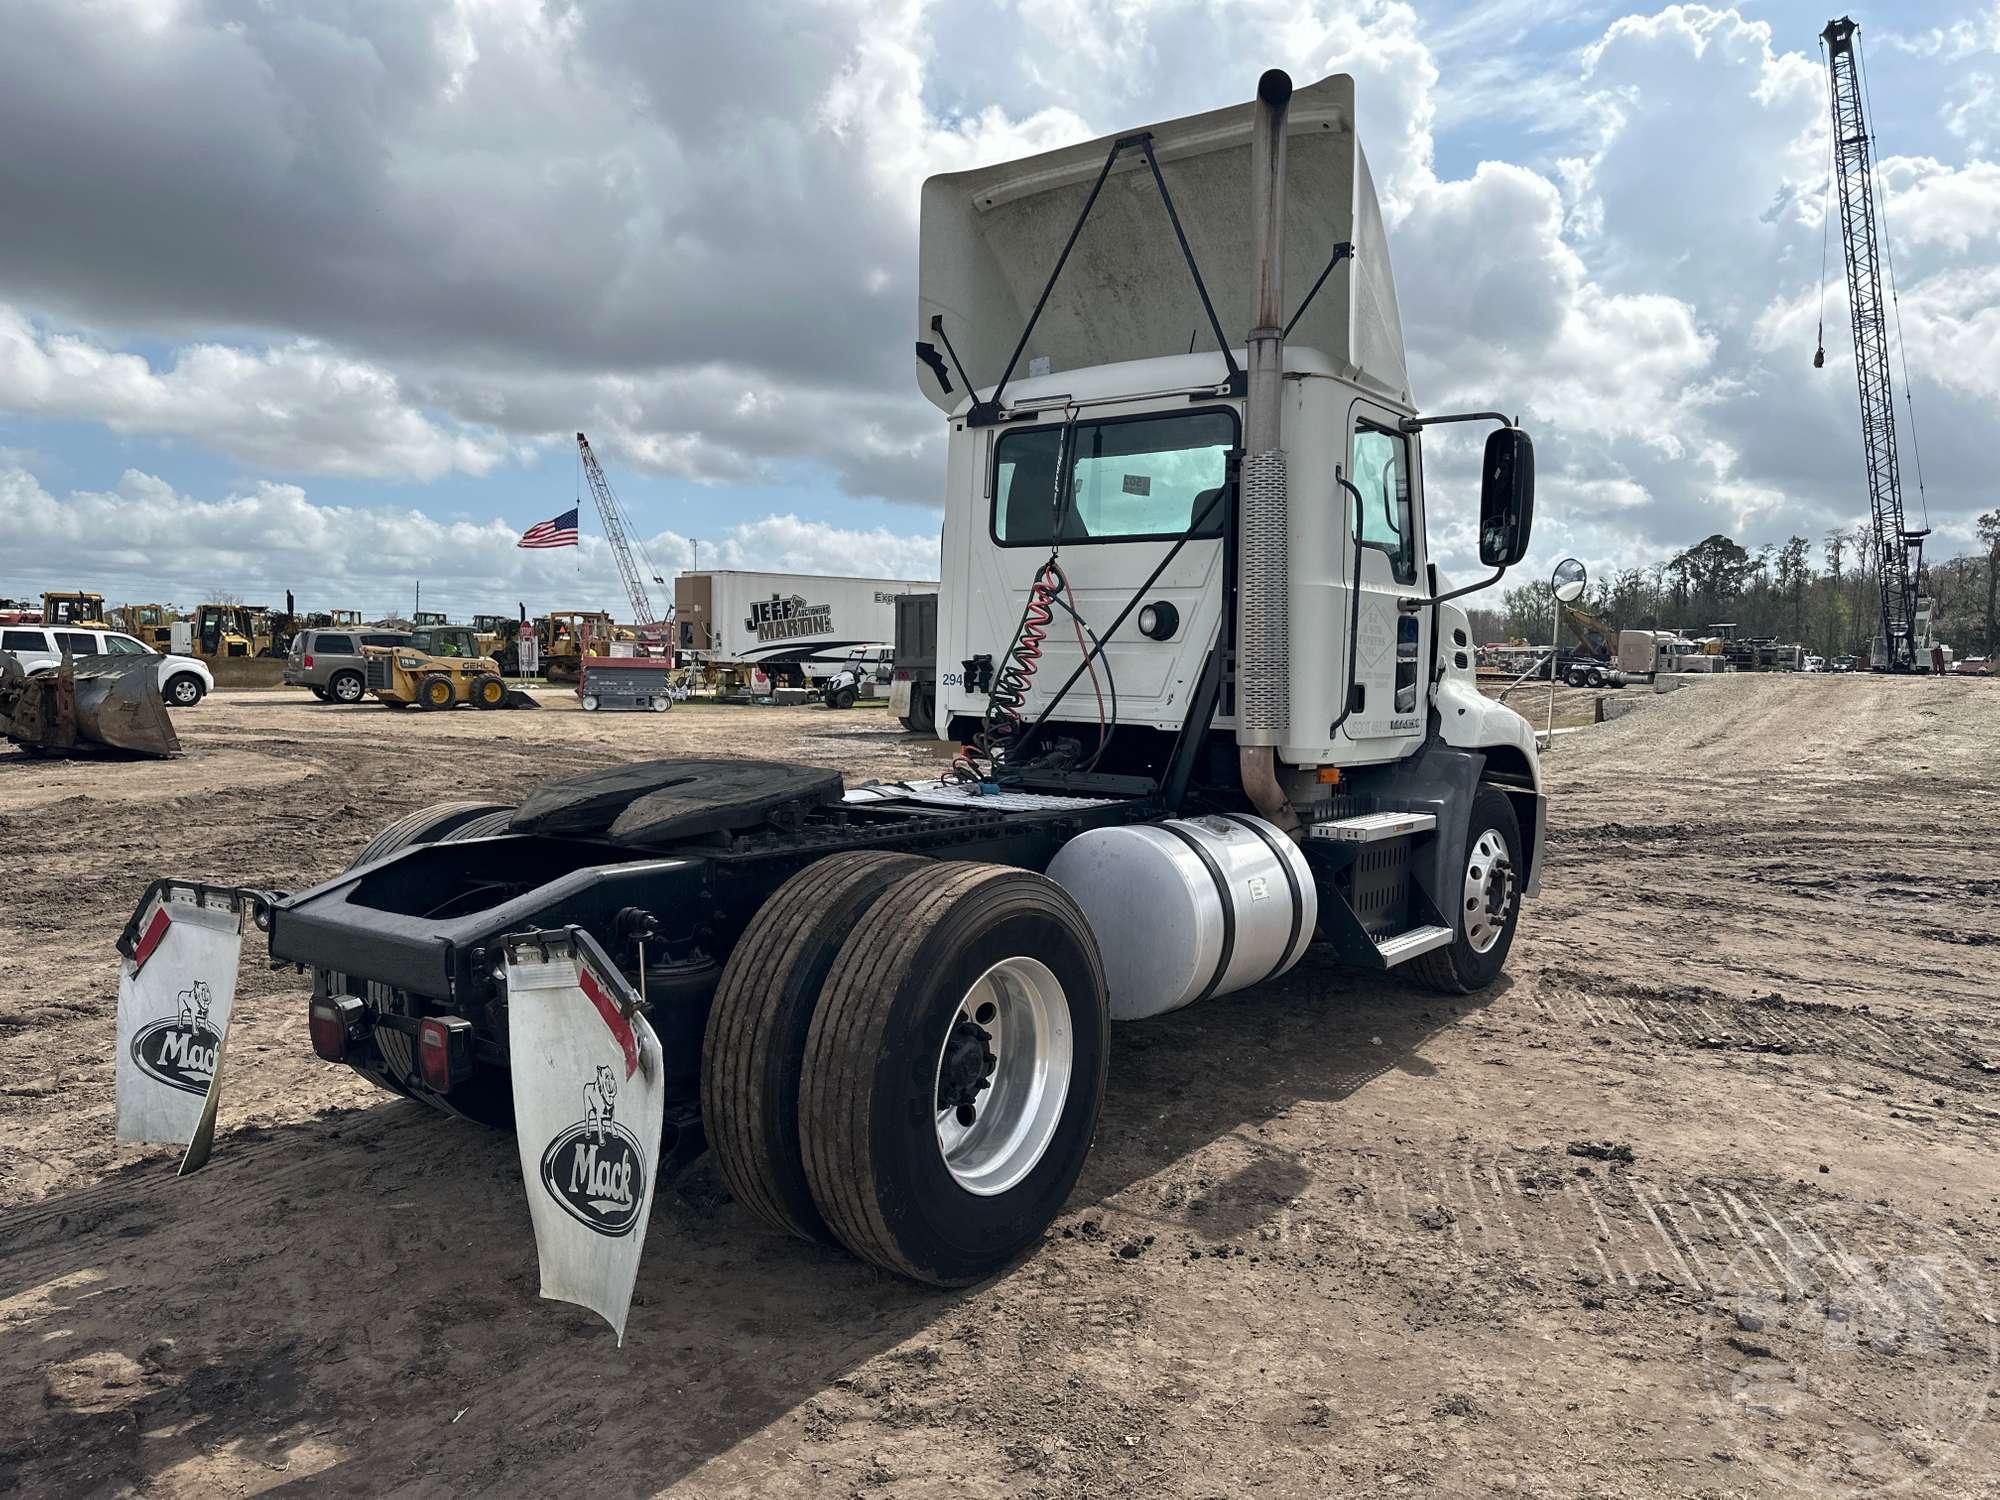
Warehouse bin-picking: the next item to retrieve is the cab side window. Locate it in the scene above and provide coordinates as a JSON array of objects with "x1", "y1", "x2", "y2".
[{"x1": 1350, "y1": 422, "x2": 1416, "y2": 585}]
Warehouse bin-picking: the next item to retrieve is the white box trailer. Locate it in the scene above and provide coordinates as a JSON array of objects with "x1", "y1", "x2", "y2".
[{"x1": 672, "y1": 570, "x2": 939, "y2": 689}]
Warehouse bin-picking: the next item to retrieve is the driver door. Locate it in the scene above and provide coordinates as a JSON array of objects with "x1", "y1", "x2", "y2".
[{"x1": 1340, "y1": 400, "x2": 1429, "y2": 759}]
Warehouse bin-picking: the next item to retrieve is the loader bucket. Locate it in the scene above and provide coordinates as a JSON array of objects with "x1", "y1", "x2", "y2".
[
  {"x1": 2, "y1": 654, "x2": 181, "y2": 757},
  {"x1": 505, "y1": 688, "x2": 542, "y2": 709}
]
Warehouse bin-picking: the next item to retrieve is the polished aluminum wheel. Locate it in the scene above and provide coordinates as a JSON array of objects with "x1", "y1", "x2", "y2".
[
  {"x1": 932, "y1": 956, "x2": 1073, "y2": 1197},
  {"x1": 1462, "y1": 826, "x2": 1516, "y2": 955}
]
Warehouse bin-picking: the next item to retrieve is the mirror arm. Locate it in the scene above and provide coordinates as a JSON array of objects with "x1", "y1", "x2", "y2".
[
  {"x1": 1429, "y1": 570, "x2": 1505, "y2": 606},
  {"x1": 1398, "y1": 410, "x2": 1517, "y2": 432}
]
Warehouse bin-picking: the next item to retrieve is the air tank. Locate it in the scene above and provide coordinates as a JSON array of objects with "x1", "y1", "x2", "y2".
[{"x1": 1047, "y1": 813, "x2": 1316, "y2": 1020}]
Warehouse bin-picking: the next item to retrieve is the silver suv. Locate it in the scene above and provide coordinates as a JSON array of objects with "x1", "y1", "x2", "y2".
[{"x1": 285, "y1": 628, "x2": 411, "y2": 704}]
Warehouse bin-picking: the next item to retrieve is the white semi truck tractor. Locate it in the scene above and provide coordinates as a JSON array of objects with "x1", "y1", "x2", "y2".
[{"x1": 110, "y1": 72, "x2": 1544, "y2": 1326}]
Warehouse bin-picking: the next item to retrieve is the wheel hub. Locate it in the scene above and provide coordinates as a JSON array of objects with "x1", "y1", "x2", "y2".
[
  {"x1": 1461, "y1": 827, "x2": 1517, "y2": 955},
  {"x1": 936, "y1": 1018, "x2": 996, "y2": 1121},
  {"x1": 931, "y1": 956, "x2": 1074, "y2": 1197}
]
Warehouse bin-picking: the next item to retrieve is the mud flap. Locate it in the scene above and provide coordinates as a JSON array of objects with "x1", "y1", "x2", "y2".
[
  {"x1": 115, "y1": 886, "x2": 250, "y2": 1174},
  {"x1": 503, "y1": 928, "x2": 665, "y2": 1346}
]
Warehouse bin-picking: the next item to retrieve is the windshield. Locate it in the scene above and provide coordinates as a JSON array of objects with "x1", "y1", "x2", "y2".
[{"x1": 993, "y1": 408, "x2": 1235, "y2": 546}]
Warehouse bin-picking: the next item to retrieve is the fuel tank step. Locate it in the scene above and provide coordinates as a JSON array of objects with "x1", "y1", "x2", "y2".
[
  {"x1": 1373, "y1": 924, "x2": 1454, "y2": 966},
  {"x1": 1306, "y1": 811, "x2": 1437, "y2": 843}
]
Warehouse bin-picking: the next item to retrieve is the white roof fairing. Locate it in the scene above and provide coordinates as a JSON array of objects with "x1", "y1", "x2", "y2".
[{"x1": 917, "y1": 73, "x2": 1410, "y2": 415}]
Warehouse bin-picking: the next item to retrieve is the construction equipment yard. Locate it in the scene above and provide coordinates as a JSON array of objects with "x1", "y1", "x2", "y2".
[{"x1": 1, "y1": 673, "x2": 1994, "y2": 1497}]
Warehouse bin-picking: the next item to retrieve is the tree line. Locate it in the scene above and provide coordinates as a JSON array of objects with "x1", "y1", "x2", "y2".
[{"x1": 1467, "y1": 512, "x2": 2000, "y2": 660}]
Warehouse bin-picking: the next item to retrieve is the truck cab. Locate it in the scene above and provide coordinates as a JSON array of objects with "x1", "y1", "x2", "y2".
[{"x1": 923, "y1": 72, "x2": 1540, "y2": 841}]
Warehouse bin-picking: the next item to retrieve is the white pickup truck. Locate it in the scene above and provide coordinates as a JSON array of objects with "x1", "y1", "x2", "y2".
[{"x1": 0, "y1": 624, "x2": 214, "y2": 706}]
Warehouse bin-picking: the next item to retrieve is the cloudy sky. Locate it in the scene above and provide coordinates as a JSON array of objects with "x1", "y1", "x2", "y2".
[{"x1": 1, "y1": 0, "x2": 1994, "y2": 619}]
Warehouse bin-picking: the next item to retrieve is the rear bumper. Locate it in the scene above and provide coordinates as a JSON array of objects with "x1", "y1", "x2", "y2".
[{"x1": 267, "y1": 840, "x2": 707, "y2": 1002}]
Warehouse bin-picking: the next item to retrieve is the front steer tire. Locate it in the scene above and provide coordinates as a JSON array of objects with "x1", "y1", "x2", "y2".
[
  {"x1": 1409, "y1": 785, "x2": 1524, "y2": 995},
  {"x1": 800, "y1": 863, "x2": 1108, "y2": 1286},
  {"x1": 702, "y1": 850, "x2": 930, "y2": 1244}
]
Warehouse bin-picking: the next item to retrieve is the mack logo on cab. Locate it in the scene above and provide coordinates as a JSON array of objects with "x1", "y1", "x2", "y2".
[
  {"x1": 130, "y1": 982, "x2": 222, "y2": 1096},
  {"x1": 538, "y1": 1068, "x2": 648, "y2": 1237}
]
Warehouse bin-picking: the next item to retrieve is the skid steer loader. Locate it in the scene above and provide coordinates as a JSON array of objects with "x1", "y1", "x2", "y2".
[{"x1": 364, "y1": 626, "x2": 539, "y2": 711}]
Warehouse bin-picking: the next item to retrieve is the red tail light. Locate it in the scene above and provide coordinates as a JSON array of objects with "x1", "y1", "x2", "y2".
[
  {"x1": 418, "y1": 1017, "x2": 473, "y2": 1092},
  {"x1": 309, "y1": 995, "x2": 365, "y2": 1062},
  {"x1": 303, "y1": 653, "x2": 315, "y2": 668}
]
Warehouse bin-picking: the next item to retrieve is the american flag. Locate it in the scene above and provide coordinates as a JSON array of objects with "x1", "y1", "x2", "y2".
[{"x1": 517, "y1": 507, "x2": 579, "y2": 549}]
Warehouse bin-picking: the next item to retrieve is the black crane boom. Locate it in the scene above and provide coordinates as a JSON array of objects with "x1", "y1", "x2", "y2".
[{"x1": 1821, "y1": 16, "x2": 1926, "y2": 671}]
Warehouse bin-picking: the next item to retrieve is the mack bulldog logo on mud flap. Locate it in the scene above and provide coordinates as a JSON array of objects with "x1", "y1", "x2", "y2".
[
  {"x1": 538, "y1": 1065, "x2": 648, "y2": 1236},
  {"x1": 504, "y1": 930, "x2": 665, "y2": 1345},
  {"x1": 114, "y1": 888, "x2": 248, "y2": 1172},
  {"x1": 129, "y1": 982, "x2": 224, "y2": 1095}
]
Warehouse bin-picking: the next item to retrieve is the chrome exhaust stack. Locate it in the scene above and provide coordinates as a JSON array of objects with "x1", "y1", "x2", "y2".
[{"x1": 1236, "y1": 69, "x2": 1299, "y2": 833}]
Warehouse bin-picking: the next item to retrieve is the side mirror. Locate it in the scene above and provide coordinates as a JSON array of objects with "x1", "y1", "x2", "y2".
[{"x1": 1478, "y1": 427, "x2": 1535, "y2": 567}]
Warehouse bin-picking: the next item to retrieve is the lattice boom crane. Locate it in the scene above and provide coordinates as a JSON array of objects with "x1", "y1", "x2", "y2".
[
  {"x1": 575, "y1": 431, "x2": 662, "y2": 634},
  {"x1": 1820, "y1": 16, "x2": 1928, "y2": 671}
]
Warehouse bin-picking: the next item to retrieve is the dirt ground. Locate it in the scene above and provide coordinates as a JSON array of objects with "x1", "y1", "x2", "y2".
[{"x1": 2, "y1": 676, "x2": 1996, "y2": 1498}]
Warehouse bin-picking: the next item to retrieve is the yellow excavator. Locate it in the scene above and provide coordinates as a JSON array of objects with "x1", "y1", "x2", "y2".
[
  {"x1": 1560, "y1": 601, "x2": 1617, "y2": 663},
  {"x1": 363, "y1": 626, "x2": 538, "y2": 710}
]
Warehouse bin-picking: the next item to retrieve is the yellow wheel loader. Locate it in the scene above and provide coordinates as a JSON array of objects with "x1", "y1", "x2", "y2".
[
  {"x1": 42, "y1": 590, "x2": 110, "y2": 629},
  {"x1": 363, "y1": 628, "x2": 539, "y2": 710}
]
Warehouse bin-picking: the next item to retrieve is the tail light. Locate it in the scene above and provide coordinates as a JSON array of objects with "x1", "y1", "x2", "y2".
[
  {"x1": 303, "y1": 654, "x2": 314, "y2": 668},
  {"x1": 309, "y1": 995, "x2": 366, "y2": 1062},
  {"x1": 418, "y1": 1017, "x2": 474, "y2": 1092}
]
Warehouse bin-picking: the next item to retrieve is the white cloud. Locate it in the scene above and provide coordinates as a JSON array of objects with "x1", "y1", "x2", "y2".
[
  {"x1": 0, "y1": 0, "x2": 1994, "y2": 608},
  {"x1": 0, "y1": 463, "x2": 939, "y2": 618},
  {"x1": 1882, "y1": 6, "x2": 2000, "y2": 60},
  {"x1": 1878, "y1": 157, "x2": 2000, "y2": 254},
  {"x1": 0, "y1": 306, "x2": 509, "y2": 480}
]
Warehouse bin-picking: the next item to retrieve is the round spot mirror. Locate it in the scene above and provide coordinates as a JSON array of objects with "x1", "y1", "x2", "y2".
[{"x1": 1550, "y1": 557, "x2": 1588, "y2": 605}]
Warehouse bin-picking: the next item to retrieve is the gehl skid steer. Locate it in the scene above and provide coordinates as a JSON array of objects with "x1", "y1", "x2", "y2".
[{"x1": 115, "y1": 73, "x2": 1545, "y2": 1342}]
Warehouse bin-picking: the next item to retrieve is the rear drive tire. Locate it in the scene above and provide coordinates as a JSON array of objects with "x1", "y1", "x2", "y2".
[
  {"x1": 831, "y1": 685, "x2": 858, "y2": 710},
  {"x1": 800, "y1": 863, "x2": 1108, "y2": 1285},
  {"x1": 416, "y1": 673, "x2": 455, "y2": 710},
  {"x1": 1409, "y1": 786, "x2": 1524, "y2": 995},
  {"x1": 349, "y1": 799, "x2": 514, "y2": 870},
  {"x1": 164, "y1": 673, "x2": 204, "y2": 707},
  {"x1": 329, "y1": 670, "x2": 365, "y2": 704},
  {"x1": 703, "y1": 851, "x2": 930, "y2": 1244}
]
